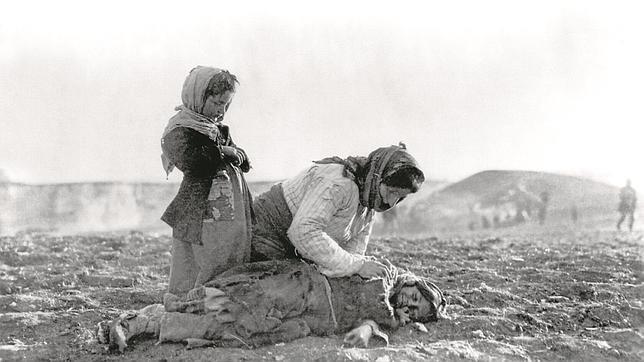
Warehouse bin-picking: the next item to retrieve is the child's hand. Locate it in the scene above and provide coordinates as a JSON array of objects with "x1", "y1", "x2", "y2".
[
  {"x1": 395, "y1": 306, "x2": 411, "y2": 326},
  {"x1": 219, "y1": 146, "x2": 242, "y2": 166},
  {"x1": 343, "y1": 324, "x2": 373, "y2": 348}
]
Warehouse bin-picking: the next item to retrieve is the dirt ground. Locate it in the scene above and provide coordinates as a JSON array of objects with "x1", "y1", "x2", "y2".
[{"x1": 0, "y1": 227, "x2": 642, "y2": 361}]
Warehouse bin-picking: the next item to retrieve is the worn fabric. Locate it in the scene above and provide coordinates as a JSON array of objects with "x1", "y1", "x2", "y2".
[
  {"x1": 102, "y1": 261, "x2": 448, "y2": 352},
  {"x1": 279, "y1": 163, "x2": 374, "y2": 277},
  {"x1": 249, "y1": 146, "x2": 422, "y2": 278},
  {"x1": 327, "y1": 275, "x2": 397, "y2": 332},
  {"x1": 160, "y1": 65, "x2": 251, "y2": 244},
  {"x1": 314, "y1": 144, "x2": 424, "y2": 210},
  {"x1": 160, "y1": 260, "x2": 336, "y2": 346},
  {"x1": 161, "y1": 66, "x2": 253, "y2": 297},
  {"x1": 161, "y1": 151, "x2": 252, "y2": 245},
  {"x1": 159, "y1": 260, "x2": 395, "y2": 347},
  {"x1": 167, "y1": 237, "x2": 200, "y2": 296},
  {"x1": 250, "y1": 183, "x2": 296, "y2": 261},
  {"x1": 166, "y1": 162, "x2": 253, "y2": 295}
]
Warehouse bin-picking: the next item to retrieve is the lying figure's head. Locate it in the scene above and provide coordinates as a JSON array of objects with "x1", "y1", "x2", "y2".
[{"x1": 390, "y1": 273, "x2": 445, "y2": 323}]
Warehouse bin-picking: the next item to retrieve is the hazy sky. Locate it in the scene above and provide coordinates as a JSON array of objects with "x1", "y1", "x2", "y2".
[{"x1": 1, "y1": 0, "x2": 642, "y2": 187}]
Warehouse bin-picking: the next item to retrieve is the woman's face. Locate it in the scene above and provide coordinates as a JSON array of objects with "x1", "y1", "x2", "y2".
[
  {"x1": 202, "y1": 90, "x2": 235, "y2": 120},
  {"x1": 377, "y1": 184, "x2": 412, "y2": 211},
  {"x1": 394, "y1": 285, "x2": 433, "y2": 321}
]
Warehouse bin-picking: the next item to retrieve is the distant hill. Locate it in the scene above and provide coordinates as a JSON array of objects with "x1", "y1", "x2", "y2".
[
  {"x1": 0, "y1": 180, "x2": 279, "y2": 235},
  {"x1": 371, "y1": 179, "x2": 450, "y2": 235},
  {"x1": 403, "y1": 170, "x2": 624, "y2": 232},
  {"x1": 0, "y1": 173, "x2": 631, "y2": 235}
]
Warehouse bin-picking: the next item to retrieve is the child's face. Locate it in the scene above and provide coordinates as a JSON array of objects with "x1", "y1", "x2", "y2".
[
  {"x1": 394, "y1": 285, "x2": 433, "y2": 321},
  {"x1": 202, "y1": 90, "x2": 235, "y2": 120}
]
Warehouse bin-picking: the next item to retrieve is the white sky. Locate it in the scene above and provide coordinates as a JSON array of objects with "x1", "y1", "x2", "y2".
[{"x1": 1, "y1": 0, "x2": 643, "y2": 188}]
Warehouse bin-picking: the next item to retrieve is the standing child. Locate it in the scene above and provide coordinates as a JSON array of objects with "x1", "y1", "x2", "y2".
[{"x1": 160, "y1": 66, "x2": 253, "y2": 296}]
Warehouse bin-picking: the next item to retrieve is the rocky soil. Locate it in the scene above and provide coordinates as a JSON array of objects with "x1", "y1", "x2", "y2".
[{"x1": 0, "y1": 228, "x2": 642, "y2": 361}]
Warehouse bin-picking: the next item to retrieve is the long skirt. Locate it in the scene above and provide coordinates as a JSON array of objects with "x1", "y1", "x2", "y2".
[
  {"x1": 249, "y1": 183, "x2": 297, "y2": 261},
  {"x1": 168, "y1": 164, "x2": 253, "y2": 296}
]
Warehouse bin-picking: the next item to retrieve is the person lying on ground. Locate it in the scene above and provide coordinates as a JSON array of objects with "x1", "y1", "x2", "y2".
[{"x1": 97, "y1": 259, "x2": 445, "y2": 352}]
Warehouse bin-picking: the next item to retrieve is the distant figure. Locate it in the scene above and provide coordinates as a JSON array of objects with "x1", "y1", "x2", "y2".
[
  {"x1": 537, "y1": 191, "x2": 550, "y2": 225},
  {"x1": 492, "y1": 214, "x2": 501, "y2": 228},
  {"x1": 570, "y1": 204, "x2": 578, "y2": 224},
  {"x1": 617, "y1": 180, "x2": 637, "y2": 231},
  {"x1": 481, "y1": 215, "x2": 491, "y2": 229},
  {"x1": 514, "y1": 209, "x2": 526, "y2": 224}
]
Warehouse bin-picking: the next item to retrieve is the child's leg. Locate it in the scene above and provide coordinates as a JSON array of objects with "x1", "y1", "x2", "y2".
[
  {"x1": 194, "y1": 166, "x2": 253, "y2": 285},
  {"x1": 168, "y1": 238, "x2": 199, "y2": 296},
  {"x1": 617, "y1": 212, "x2": 626, "y2": 230},
  {"x1": 158, "y1": 311, "x2": 229, "y2": 343},
  {"x1": 245, "y1": 318, "x2": 311, "y2": 347},
  {"x1": 194, "y1": 222, "x2": 247, "y2": 286},
  {"x1": 164, "y1": 286, "x2": 231, "y2": 316}
]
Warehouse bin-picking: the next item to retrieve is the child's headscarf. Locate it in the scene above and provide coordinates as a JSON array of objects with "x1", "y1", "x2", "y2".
[
  {"x1": 314, "y1": 144, "x2": 424, "y2": 210},
  {"x1": 160, "y1": 66, "x2": 229, "y2": 175},
  {"x1": 390, "y1": 271, "x2": 446, "y2": 323}
]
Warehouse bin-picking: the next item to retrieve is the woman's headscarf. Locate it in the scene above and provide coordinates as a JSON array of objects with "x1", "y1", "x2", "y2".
[
  {"x1": 314, "y1": 144, "x2": 424, "y2": 210},
  {"x1": 160, "y1": 66, "x2": 229, "y2": 175}
]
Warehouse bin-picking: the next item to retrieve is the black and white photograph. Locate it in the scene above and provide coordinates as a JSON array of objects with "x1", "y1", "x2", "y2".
[{"x1": 1, "y1": 0, "x2": 642, "y2": 360}]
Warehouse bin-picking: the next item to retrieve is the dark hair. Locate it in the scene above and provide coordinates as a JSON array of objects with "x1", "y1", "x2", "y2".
[
  {"x1": 205, "y1": 70, "x2": 239, "y2": 98},
  {"x1": 382, "y1": 167, "x2": 425, "y2": 192}
]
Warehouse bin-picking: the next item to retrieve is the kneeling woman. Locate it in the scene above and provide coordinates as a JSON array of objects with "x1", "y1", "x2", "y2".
[
  {"x1": 98, "y1": 260, "x2": 445, "y2": 352},
  {"x1": 252, "y1": 143, "x2": 425, "y2": 280}
]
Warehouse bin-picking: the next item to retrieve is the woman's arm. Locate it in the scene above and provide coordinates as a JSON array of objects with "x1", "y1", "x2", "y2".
[
  {"x1": 344, "y1": 210, "x2": 374, "y2": 255},
  {"x1": 286, "y1": 181, "x2": 367, "y2": 277}
]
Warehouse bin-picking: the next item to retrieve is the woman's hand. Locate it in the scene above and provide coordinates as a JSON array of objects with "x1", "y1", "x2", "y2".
[
  {"x1": 357, "y1": 260, "x2": 390, "y2": 279},
  {"x1": 343, "y1": 324, "x2": 373, "y2": 348}
]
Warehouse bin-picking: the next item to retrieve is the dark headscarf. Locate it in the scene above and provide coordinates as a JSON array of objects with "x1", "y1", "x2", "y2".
[{"x1": 314, "y1": 144, "x2": 424, "y2": 210}]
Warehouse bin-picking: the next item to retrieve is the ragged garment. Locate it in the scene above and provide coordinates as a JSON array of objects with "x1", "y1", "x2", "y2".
[{"x1": 155, "y1": 260, "x2": 396, "y2": 347}]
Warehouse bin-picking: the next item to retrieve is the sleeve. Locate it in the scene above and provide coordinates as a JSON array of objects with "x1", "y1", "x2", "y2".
[
  {"x1": 161, "y1": 128, "x2": 224, "y2": 177},
  {"x1": 287, "y1": 181, "x2": 366, "y2": 278},
  {"x1": 226, "y1": 136, "x2": 251, "y2": 173},
  {"x1": 344, "y1": 223, "x2": 372, "y2": 255},
  {"x1": 344, "y1": 209, "x2": 374, "y2": 255}
]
